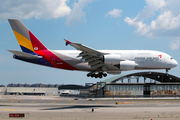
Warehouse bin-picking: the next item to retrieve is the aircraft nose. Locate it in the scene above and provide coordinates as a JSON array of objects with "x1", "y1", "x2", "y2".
[{"x1": 172, "y1": 59, "x2": 178, "y2": 67}]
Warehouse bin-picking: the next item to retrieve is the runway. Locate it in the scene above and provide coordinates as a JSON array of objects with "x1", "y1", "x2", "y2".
[{"x1": 0, "y1": 95, "x2": 180, "y2": 120}]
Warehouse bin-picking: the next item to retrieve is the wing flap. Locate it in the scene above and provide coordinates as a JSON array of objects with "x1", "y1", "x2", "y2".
[
  {"x1": 91, "y1": 63, "x2": 104, "y2": 69},
  {"x1": 89, "y1": 60, "x2": 102, "y2": 66},
  {"x1": 8, "y1": 50, "x2": 42, "y2": 59}
]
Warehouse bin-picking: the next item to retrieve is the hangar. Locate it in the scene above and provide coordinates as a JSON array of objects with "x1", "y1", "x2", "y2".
[{"x1": 79, "y1": 72, "x2": 180, "y2": 98}]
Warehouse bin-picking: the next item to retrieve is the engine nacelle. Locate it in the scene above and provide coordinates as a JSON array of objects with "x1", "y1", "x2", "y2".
[
  {"x1": 120, "y1": 61, "x2": 136, "y2": 70},
  {"x1": 103, "y1": 54, "x2": 121, "y2": 65}
]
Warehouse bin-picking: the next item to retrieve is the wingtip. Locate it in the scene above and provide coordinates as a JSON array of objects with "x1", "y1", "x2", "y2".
[{"x1": 64, "y1": 39, "x2": 71, "y2": 46}]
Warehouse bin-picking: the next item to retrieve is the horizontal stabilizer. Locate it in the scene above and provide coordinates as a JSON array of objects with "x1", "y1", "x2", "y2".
[{"x1": 8, "y1": 50, "x2": 42, "y2": 59}]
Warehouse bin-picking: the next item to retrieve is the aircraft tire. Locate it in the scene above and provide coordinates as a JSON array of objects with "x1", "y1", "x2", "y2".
[{"x1": 103, "y1": 73, "x2": 107, "y2": 77}]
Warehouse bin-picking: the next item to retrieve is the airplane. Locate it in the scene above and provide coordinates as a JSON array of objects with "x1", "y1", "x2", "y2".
[{"x1": 8, "y1": 19, "x2": 178, "y2": 79}]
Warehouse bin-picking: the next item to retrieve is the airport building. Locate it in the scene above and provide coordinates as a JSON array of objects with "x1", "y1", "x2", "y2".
[
  {"x1": 6, "y1": 87, "x2": 58, "y2": 96},
  {"x1": 0, "y1": 83, "x2": 61, "y2": 96},
  {"x1": 77, "y1": 72, "x2": 180, "y2": 98},
  {"x1": 1, "y1": 72, "x2": 180, "y2": 98},
  {"x1": 0, "y1": 87, "x2": 6, "y2": 95}
]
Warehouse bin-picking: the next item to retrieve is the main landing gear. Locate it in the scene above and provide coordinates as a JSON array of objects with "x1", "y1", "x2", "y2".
[{"x1": 87, "y1": 72, "x2": 107, "y2": 79}]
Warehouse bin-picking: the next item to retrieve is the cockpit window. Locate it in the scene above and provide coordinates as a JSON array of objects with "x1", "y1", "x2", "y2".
[{"x1": 170, "y1": 58, "x2": 173, "y2": 59}]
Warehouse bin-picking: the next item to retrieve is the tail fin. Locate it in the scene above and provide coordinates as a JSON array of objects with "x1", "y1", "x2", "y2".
[{"x1": 8, "y1": 19, "x2": 48, "y2": 54}]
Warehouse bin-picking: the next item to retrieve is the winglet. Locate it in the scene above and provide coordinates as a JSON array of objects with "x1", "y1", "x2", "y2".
[{"x1": 64, "y1": 39, "x2": 71, "y2": 46}]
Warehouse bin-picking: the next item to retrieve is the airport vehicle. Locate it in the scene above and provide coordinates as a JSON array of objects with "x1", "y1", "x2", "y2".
[{"x1": 8, "y1": 19, "x2": 178, "y2": 78}]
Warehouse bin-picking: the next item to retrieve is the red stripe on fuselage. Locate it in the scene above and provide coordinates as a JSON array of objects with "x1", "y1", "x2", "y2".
[
  {"x1": 29, "y1": 30, "x2": 78, "y2": 70},
  {"x1": 36, "y1": 50, "x2": 78, "y2": 70}
]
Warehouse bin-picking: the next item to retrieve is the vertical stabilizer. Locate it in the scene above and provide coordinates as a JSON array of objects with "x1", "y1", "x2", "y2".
[{"x1": 8, "y1": 19, "x2": 47, "y2": 53}]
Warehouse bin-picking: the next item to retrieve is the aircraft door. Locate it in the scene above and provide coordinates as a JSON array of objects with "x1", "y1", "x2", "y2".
[{"x1": 52, "y1": 58, "x2": 56, "y2": 64}]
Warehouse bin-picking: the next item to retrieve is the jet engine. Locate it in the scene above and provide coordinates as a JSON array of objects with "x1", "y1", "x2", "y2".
[
  {"x1": 120, "y1": 61, "x2": 136, "y2": 70},
  {"x1": 103, "y1": 54, "x2": 121, "y2": 65},
  {"x1": 103, "y1": 54, "x2": 137, "y2": 70}
]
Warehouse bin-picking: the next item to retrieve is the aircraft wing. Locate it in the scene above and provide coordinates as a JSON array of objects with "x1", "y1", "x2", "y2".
[
  {"x1": 65, "y1": 39, "x2": 103, "y2": 55},
  {"x1": 64, "y1": 39, "x2": 117, "y2": 70},
  {"x1": 8, "y1": 50, "x2": 42, "y2": 59}
]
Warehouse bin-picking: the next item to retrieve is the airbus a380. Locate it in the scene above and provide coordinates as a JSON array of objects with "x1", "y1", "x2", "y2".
[{"x1": 8, "y1": 19, "x2": 178, "y2": 79}]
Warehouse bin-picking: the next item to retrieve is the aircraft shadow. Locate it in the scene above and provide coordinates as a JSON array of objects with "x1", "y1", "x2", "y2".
[
  {"x1": 0, "y1": 105, "x2": 11, "y2": 106},
  {"x1": 41, "y1": 105, "x2": 115, "y2": 110}
]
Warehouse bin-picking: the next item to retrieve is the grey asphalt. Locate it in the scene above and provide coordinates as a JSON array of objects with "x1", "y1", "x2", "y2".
[{"x1": 1, "y1": 95, "x2": 180, "y2": 120}]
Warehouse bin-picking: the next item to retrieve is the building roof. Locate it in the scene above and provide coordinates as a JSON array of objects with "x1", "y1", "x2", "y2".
[{"x1": 103, "y1": 72, "x2": 180, "y2": 83}]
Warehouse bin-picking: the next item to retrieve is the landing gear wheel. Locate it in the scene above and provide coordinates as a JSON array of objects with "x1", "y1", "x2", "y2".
[
  {"x1": 87, "y1": 72, "x2": 107, "y2": 78},
  {"x1": 99, "y1": 75, "x2": 102, "y2": 79},
  {"x1": 103, "y1": 73, "x2": 107, "y2": 77},
  {"x1": 91, "y1": 73, "x2": 95, "y2": 77},
  {"x1": 87, "y1": 73, "x2": 91, "y2": 77},
  {"x1": 95, "y1": 74, "x2": 99, "y2": 78}
]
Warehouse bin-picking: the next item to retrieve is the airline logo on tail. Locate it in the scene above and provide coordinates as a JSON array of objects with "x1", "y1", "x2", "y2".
[{"x1": 34, "y1": 47, "x2": 38, "y2": 50}]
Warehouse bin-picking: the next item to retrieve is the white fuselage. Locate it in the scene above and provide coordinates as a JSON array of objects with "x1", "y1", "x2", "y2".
[{"x1": 53, "y1": 50, "x2": 178, "y2": 73}]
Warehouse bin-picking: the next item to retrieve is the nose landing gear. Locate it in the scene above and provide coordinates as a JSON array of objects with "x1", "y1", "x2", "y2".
[
  {"x1": 166, "y1": 68, "x2": 170, "y2": 76},
  {"x1": 87, "y1": 72, "x2": 107, "y2": 78}
]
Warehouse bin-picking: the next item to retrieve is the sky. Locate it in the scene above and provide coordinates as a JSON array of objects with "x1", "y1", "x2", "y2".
[{"x1": 1, "y1": 0, "x2": 180, "y2": 86}]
